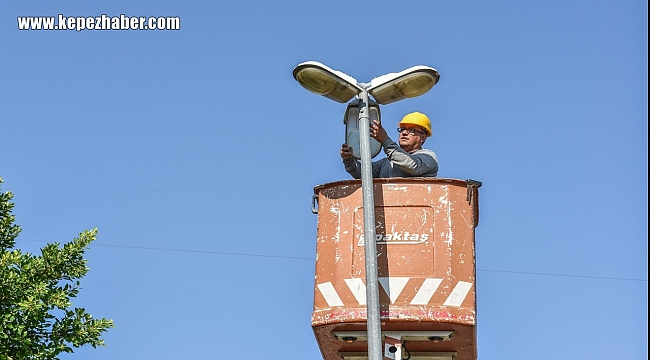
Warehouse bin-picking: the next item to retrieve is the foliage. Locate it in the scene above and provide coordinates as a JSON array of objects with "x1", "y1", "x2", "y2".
[{"x1": 0, "y1": 177, "x2": 113, "y2": 360}]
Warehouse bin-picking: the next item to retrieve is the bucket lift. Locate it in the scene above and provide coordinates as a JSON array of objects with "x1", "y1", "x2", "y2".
[
  {"x1": 311, "y1": 178, "x2": 482, "y2": 360},
  {"x1": 292, "y1": 60, "x2": 477, "y2": 359}
]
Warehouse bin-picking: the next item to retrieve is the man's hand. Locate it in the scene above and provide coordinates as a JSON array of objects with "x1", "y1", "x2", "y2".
[
  {"x1": 340, "y1": 143, "x2": 354, "y2": 160},
  {"x1": 370, "y1": 120, "x2": 389, "y2": 143}
]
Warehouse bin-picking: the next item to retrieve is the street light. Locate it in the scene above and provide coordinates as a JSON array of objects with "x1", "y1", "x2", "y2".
[
  {"x1": 367, "y1": 66, "x2": 440, "y2": 105},
  {"x1": 293, "y1": 61, "x2": 439, "y2": 104},
  {"x1": 293, "y1": 61, "x2": 439, "y2": 360},
  {"x1": 344, "y1": 99, "x2": 382, "y2": 159},
  {"x1": 293, "y1": 61, "x2": 362, "y2": 103}
]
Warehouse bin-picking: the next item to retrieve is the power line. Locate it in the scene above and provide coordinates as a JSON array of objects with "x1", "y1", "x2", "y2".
[
  {"x1": 16, "y1": 238, "x2": 313, "y2": 261},
  {"x1": 14, "y1": 238, "x2": 647, "y2": 282},
  {"x1": 475, "y1": 268, "x2": 646, "y2": 282},
  {"x1": 90, "y1": 242, "x2": 315, "y2": 261}
]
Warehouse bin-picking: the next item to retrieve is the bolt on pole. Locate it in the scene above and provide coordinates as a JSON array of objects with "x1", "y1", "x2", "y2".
[{"x1": 357, "y1": 86, "x2": 383, "y2": 360}]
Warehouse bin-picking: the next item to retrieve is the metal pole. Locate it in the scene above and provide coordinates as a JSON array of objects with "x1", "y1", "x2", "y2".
[{"x1": 357, "y1": 85, "x2": 382, "y2": 360}]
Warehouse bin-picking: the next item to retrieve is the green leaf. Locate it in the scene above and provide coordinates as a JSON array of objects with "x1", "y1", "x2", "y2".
[{"x1": 0, "y1": 177, "x2": 113, "y2": 359}]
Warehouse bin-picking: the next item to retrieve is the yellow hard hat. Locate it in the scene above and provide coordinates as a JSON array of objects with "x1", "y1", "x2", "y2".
[{"x1": 398, "y1": 112, "x2": 431, "y2": 137}]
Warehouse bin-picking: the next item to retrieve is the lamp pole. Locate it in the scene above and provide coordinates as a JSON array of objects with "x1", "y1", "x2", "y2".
[
  {"x1": 292, "y1": 61, "x2": 439, "y2": 360},
  {"x1": 357, "y1": 84, "x2": 382, "y2": 360}
]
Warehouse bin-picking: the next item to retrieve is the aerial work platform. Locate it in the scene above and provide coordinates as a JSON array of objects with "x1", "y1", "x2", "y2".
[{"x1": 311, "y1": 178, "x2": 481, "y2": 360}]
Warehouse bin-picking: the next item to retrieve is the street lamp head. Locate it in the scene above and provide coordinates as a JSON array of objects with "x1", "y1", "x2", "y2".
[
  {"x1": 367, "y1": 66, "x2": 440, "y2": 105},
  {"x1": 292, "y1": 61, "x2": 363, "y2": 103}
]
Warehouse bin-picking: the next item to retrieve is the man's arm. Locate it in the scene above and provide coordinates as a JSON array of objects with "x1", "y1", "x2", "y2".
[
  {"x1": 341, "y1": 143, "x2": 362, "y2": 179},
  {"x1": 341, "y1": 143, "x2": 383, "y2": 179},
  {"x1": 342, "y1": 157, "x2": 362, "y2": 179},
  {"x1": 381, "y1": 139, "x2": 438, "y2": 176}
]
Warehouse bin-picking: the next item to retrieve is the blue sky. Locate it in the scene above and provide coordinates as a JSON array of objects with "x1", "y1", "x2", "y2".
[{"x1": 1, "y1": 1, "x2": 647, "y2": 359}]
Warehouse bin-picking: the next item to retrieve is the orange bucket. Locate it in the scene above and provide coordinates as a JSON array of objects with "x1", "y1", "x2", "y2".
[{"x1": 311, "y1": 178, "x2": 481, "y2": 360}]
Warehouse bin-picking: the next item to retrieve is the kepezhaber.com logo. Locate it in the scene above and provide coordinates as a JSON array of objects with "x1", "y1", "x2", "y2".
[{"x1": 17, "y1": 14, "x2": 180, "y2": 31}]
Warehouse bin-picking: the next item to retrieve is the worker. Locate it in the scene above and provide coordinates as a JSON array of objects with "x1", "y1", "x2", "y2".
[{"x1": 340, "y1": 112, "x2": 438, "y2": 178}]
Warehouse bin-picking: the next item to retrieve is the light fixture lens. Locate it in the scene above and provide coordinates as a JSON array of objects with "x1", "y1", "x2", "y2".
[
  {"x1": 295, "y1": 68, "x2": 338, "y2": 95},
  {"x1": 368, "y1": 67, "x2": 440, "y2": 105},
  {"x1": 397, "y1": 73, "x2": 436, "y2": 98},
  {"x1": 293, "y1": 62, "x2": 362, "y2": 103}
]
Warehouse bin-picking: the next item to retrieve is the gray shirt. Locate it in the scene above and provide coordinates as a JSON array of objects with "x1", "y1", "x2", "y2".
[{"x1": 343, "y1": 138, "x2": 438, "y2": 178}]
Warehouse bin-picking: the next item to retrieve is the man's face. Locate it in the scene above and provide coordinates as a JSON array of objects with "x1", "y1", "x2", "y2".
[{"x1": 398, "y1": 126, "x2": 427, "y2": 152}]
